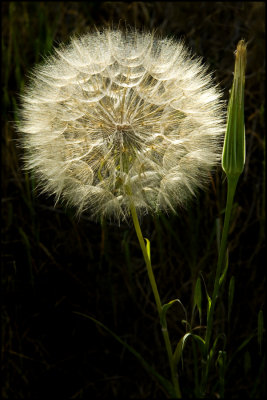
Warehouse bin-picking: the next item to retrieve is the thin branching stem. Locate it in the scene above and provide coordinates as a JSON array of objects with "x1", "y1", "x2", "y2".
[
  {"x1": 202, "y1": 175, "x2": 239, "y2": 391},
  {"x1": 129, "y1": 202, "x2": 182, "y2": 399}
]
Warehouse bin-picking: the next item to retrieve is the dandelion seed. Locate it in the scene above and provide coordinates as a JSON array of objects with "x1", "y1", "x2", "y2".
[{"x1": 17, "y1": 28, "x2": 225, "y2": 222}]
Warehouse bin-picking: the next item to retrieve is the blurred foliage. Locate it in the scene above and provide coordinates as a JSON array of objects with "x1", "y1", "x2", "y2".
[{"x1": 1, "y1": 2, "x2": 265, "y2": 398}]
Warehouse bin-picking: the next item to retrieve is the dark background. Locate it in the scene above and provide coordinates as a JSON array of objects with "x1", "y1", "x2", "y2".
[{"x1": 1, "y1": 2, "x2": 265, "y2": 398}]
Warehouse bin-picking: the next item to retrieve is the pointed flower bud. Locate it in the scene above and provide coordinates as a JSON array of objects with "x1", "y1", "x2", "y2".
[{"x1": 222, "y1": 40, "x2": 246, "y2": 178}]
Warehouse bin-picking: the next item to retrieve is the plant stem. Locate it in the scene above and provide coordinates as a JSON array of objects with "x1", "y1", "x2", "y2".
[
  {"x1": 202, "y1": 175, "x2": 239, "y2": 389},
  {"x1": 129, "y1": 202, "x2": 182, "y2": 399}
]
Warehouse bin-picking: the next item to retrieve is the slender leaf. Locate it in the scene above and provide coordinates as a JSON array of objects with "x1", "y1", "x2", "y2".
[
  {"x1": 206, "y1": 291, "x2": 212, "y2": 319},
  {"x1": 244, "y1": 350, "x2": 251, "y2": 375},
  {"x1": 191, "y1": 334, "x2": 206, "y2": 357},
  {"x1": 173, "y1": 332, "x2": 191, "y2": 368},
  {"x1": 144, "y1": 238, "x2": 151, "y2": 262},
  {"x1": 161, "y1": 299, "x2": 187, "y2": 330},
  {"x1": 173, "y1": 333, "x2": 206, "y2": 368},
  {"x1": 193, "y1": 277, "x2": 202, "y2": 323}
]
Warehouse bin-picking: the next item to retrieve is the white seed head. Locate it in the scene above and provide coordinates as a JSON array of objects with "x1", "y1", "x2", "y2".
[{"x1": 17, "y1": 28, "x2": 225, "y2": 222}]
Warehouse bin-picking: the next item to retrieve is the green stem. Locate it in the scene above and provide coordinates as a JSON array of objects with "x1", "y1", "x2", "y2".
[
  {"x1": 203, "y1": 175, "x2": 239, "y2": 388},
  {"x1": 129, "y1": 202, "x2": 182, "y2": 399}
]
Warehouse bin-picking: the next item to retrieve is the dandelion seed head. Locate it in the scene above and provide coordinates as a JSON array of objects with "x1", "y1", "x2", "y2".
[{"x1": 17, "y1": 28, "x2": 225, "y2": 222}]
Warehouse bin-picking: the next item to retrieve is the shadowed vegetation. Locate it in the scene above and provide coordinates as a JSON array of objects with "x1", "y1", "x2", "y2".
[{"x1": 2, "y1": 2, "x2": 265, "y2": 398}]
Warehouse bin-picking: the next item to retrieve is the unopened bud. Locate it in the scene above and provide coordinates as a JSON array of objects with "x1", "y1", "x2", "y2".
[{"x1": 222, "y1": 40, "x2": 247, "y2": 178}]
